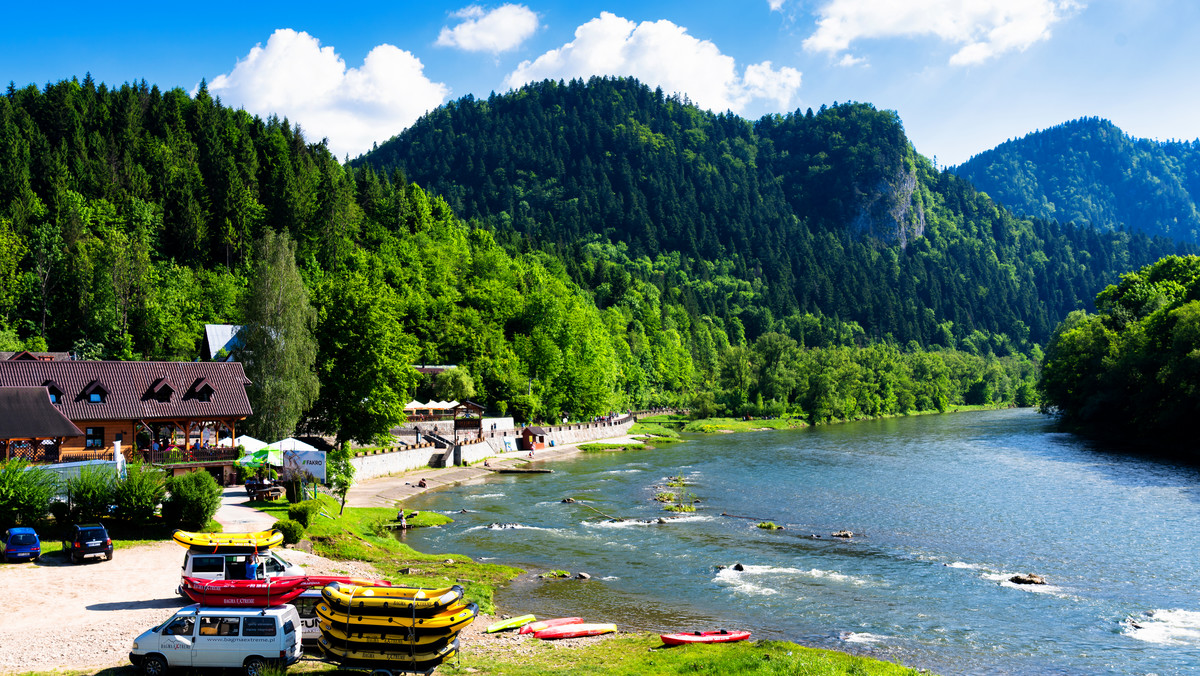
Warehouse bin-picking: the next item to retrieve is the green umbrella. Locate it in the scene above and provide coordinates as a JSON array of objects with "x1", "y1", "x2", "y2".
[{"x1": 235, "y1": 447, "x2": 283, "y2": 467}]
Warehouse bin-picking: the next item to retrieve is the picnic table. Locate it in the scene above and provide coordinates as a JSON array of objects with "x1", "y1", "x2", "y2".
[{"x1": 247, "y1": 485, "x2": 285, "y2": 501}]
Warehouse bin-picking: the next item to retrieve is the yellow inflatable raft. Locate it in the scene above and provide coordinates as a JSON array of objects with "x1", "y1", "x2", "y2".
[
  {"x1": 172, "y1": 529, "x2": 283, "y2": 551},
  {"x1": 318, "y1": 636, "x2": 458, "y2": 670},
  {"x1": 321, "y1": 582, "x2": 464, "y2": 617},
  {"x1": 316, "y1": 601, "x2": 478, "y2": 636}
]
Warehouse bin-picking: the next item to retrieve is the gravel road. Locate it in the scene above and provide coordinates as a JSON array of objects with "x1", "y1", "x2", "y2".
[{"x1": 0, "y1": 542, "x2": 380, "y2": 674}]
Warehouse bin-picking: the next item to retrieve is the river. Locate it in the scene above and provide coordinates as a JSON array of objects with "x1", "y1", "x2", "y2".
[{"x1": 400, "y1": 409, "x2": 1200, "y2": 675}]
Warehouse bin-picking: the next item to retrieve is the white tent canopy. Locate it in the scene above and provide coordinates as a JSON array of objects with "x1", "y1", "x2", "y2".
[
  {"x1": 264, "y1": 437, "x2": 320, "y2": 453},
  {"x1": 217, "y1": 435, "x2": 268, "y2": 452}
]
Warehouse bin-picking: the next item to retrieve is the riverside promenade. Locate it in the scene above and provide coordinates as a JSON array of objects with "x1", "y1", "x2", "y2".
[{"x1": 342, "y1": 433, "x2": 644, "y2": 510}]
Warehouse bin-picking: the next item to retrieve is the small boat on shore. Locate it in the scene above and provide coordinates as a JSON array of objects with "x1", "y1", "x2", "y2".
[
  {"x1": 661, "y1": 629, "x2": 751, "y2": 645},
  {"x1": 534, "y1": 622, "x2": 618, "y2": 640},
  {"x1": 172, "y1": 529, "x2": 283, "y2": 552},
  {"x1": 486, "y1": 614, "x2": 536, "y2": 633},
  {"x1": 321, "y1": 582, "x2": 464, "y2": 617},
  {"x1": 519, "y1": 616, "x2": 583, "y2": 634}
]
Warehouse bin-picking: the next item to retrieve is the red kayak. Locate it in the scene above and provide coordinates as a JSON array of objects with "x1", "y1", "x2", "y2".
[
  {"x1": 661, "y1": 629, "x2": 751, "y2": 645},
  {"x1": 181, "y1": 575, "x2": 393, "y2": 606},
  {"x1": 519, "y1": 617, "x2": 583, "y2": 635},
  {"x1": 534, "y1": 622, "x2": 618, "y2": 640}
]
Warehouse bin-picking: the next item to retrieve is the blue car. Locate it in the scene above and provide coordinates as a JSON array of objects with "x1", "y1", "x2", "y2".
[{"x1": 1, "y1": 527, "x2": 41, "y2": 562}]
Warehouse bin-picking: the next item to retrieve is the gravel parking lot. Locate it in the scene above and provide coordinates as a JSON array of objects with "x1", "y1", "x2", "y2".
[{"x1": 0, "y1": 541, "x2": 380, "y2": 674}]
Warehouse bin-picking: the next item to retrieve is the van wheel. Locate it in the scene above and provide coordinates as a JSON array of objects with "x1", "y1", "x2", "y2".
[
  {"x1": 243, "y1": 656, "x2": 268, "y2": 676},
  {"x1": 141, "y1": 654, "x2": 168, "y2": 676}
]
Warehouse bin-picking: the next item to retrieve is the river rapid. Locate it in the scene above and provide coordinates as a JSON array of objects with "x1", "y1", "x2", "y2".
[{"x1": 400, "y1": 409, "x2": 1200, "y2": 675}]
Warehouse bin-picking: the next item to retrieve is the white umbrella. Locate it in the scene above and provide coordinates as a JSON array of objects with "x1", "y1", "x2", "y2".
[
  {"x1": 264, "y1": 437, "x2": 320, "y2": 453},
  {"x1": 219, "y1": 435, "x2": 268, "y2": 452}
]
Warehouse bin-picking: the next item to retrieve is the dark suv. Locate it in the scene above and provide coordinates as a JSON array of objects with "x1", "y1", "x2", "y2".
[{"x1": 63, "y1": 523, "x2": 113, "y2": 563}]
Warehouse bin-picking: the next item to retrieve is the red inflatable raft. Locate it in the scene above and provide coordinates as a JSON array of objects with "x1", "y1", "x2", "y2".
[
  {"x1": 660, "y1": 629, "x2": 751, "y2": 645},
  {"x1": 181, "y1": 575, "x2": 392, "y2": 606}
]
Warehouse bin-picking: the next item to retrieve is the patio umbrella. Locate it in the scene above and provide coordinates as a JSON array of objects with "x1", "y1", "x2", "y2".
[
  {"x1": 264, "y1": 437, "x2": 320, "y2": 453},
  {"x1": 234, "y1": 447, "x2": 283, "y2": 467}
]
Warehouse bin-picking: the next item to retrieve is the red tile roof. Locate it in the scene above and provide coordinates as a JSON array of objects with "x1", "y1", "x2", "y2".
[
  {"x1": 0, "y1": 387, "x2": 84, "y2": 438},
  {"x1": 0, "y1": 361, "x2": 253, "y2": 422}
]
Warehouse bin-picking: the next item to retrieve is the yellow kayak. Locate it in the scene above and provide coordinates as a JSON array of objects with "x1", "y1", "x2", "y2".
[
  {"x1": 316, "y1": 601, "x2": 478, "y2": 636},
  {"x1": 172, "y1": 529, "x2": 283, "y2": 551},
  {"x1": 321, "y1": 582, "x2": 464, "y2": 617}
]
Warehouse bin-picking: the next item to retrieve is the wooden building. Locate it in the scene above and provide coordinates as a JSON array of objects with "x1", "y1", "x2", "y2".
[
  {"x1": 518, "y1": 426, "x2": 548, "y2": 451},
  {"x1": 0, "y1": 360, "x2": 253, "y2": 466},
  {"x1": 452, "y1": 400, "x2": 486, "y2": 442},
  {"x1": 0, "y1": 387, "x2": 84, "y2": 462}
]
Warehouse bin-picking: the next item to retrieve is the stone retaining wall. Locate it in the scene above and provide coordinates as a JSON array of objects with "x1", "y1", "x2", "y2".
[
  {"x1": 350, "y1": 443, "x2": 444, "y2": 480},
  {"x1": 481, "y1": 416, "x2": 635, "y2": 456}
]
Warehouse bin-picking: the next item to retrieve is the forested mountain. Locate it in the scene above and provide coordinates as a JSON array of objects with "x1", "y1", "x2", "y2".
[
  {"x1": 0, "y1": 76, "x2": 1186, "y2": 436},
  {"x1": 953, "y1": 117, "x2": 1200, "y2": 243},
  {"x1": 357, "y1": 78, "x2": 1192, "y2": 350}
]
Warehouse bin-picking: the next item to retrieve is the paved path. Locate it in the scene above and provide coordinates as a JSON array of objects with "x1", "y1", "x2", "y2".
[
  {"x1": 214, "y1": 485, "x2": 278, "y2": 531},
  {"x1": 343, "y1": 435, "x2": 645, "y2": 510}
]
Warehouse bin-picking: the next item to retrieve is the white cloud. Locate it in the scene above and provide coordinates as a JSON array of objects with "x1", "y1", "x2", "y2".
[
  {"x1": 437, "y1": 4, "x2": 539, "y2": 53},
  {"x1": 207, "y1": 29, "x2": 450, "y2": 159},
  {"x1": 803, "y1": 0, "x2": 1083, "y2": 66},
  {"x1": 768, "y1": 0, "x2": 786, "y2": 10},
  {"x1": 504, "y1": 12, "x2": 802, "y2": 113}
]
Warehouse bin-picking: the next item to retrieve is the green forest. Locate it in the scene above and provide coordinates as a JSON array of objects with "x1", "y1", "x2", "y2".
[
  {"x1": 0, "y1": 76, "x2": 1187, "y2": 440},
  {"x1": 1040, "y1": 254, "x2": 1200, "y2": 440},
  {"x1": 953, "y1": 117, "x2": 1200, "y2": 244}
]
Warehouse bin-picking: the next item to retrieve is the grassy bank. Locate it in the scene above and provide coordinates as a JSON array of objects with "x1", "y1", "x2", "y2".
[
  {"x1": 251, "y1": 494, "x2": 521, "y2": 614},
  {"x1": 640, "y1": 405, "x2": 1016, "y2": 436}
]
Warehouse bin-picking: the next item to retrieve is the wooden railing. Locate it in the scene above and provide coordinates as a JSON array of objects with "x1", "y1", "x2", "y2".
[{"x1": 140, "y1": 447, "x2": 239, "y2": 465}]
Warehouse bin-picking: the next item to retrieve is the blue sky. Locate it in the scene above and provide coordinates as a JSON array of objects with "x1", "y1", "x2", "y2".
[{"x1": 5, "y1": 1, "x2": 1199, "y2": 165}]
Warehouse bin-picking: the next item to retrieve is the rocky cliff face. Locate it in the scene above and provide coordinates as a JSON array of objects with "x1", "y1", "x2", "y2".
[{"x1": 850, "y1": 163, "x2": 925, "y2": 248}]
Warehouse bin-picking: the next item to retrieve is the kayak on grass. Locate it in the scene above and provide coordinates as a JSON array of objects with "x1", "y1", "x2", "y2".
[
  {"x1": 518, "y1": 616, "x2": 583, "y2": 635},
  {"x1": 486, "y1": 614, "x2": 536, "y2": 633},
  {"x1": 661, "y1": 629, "x2": 752, "y2": 645},
  {"x1": 534, "y1": 623, "x2": 618, "y2": 640}
]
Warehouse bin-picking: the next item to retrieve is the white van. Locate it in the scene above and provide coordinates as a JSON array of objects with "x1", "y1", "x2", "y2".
[
  {"x1": 291, "y1": 588, "x2": 322, "y2": 645},
  {"x1": 179, "y1": 550, "x2": 304, "y2": 594},
  {"x1": 129, "y1": 604, "x2": 302, "y2": 675}
]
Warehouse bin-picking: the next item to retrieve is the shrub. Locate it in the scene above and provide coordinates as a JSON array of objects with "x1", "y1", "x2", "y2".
[
  {"x1": 757, "y1": 521, "x2": 781, "y2": 530},
  {"x1": 288, "y1": 500, "x2": 322, "y2": 527},
  {"x1": 275, "y1": 518, "x2": 305, "y2": 544},
  {"x1": 67, "y1": 465, "x2": 117, "y2": 523},
  {"x1": 162, "y1": 470, "x2": 223, "y2": 529},
  {"x1": 0, "y1": 460, "x2": 60, "y2": 528},
  {"x1": 48, "y1": 499, "x2": 71, "y2": 525},
  {"x1": 113, "y1": 461, "x2": 166, "y2": 523}
]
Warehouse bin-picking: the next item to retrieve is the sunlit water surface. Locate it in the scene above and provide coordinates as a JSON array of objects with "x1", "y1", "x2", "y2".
[{"x1": 401, "y1": 409, "x2": 1200, "y2": 675}]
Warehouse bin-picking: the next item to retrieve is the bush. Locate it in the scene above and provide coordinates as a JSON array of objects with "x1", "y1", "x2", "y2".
[
  {"x1": 49, "y1": 499, "x2": 71, "y2": 525},
  {"x1": 162, "y1": 470, "x2": 223, "y2": 529},
  {"x1": 0, "y1": 460, "x2": 60, "y2": 529},
  {"x1": 288, "y1": 500, "x2": 322, "y2": 527},
  {"x1": 113, "y1": 462, "x2": 166, "y2": 523},
  {"x1": 275, "y1": 518, "x2": 305, "y2": 544},
  {"x1": 67, "y1": 465, "x2": 116, "y2": 523}
]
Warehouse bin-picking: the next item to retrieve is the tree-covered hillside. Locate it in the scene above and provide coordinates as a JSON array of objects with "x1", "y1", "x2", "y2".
[
  {"x1": 0, "y1": 76, "x2": 1182, "y2": 436},
  {"x1": 358, "y1": 77, "x2": 1192, "y2": 349},
  {"x1": 1040, "y1": 255, "x2": 1200, "y2": 443},
  {"x1": 953, "y1": 117, "x2": 1200, "y2": 243}
]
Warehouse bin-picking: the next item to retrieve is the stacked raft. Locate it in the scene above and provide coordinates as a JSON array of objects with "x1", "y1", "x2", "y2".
[{"x1": 317, "y1": 582, "x2": 477, "y2": 672}]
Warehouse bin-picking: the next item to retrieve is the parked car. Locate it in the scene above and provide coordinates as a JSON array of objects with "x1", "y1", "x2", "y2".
[
  {"x1": 177, "y1": 549, "x2": 304, "y2": 596},
  {"x1": 1, "y1": 527, "x2": 41, "y2": 562},
  {"x1": 63, "y1": 523, "x2": 114, "y2": 563},
  {"x1": 129, "y1": 603, "x2": 302, "y2": 676}
]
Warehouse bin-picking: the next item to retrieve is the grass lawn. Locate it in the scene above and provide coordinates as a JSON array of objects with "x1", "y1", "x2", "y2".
[
  {"x1": 681, "y1": 417, "x2": 806, "y2": 433},
  {"x1": 251, "y1": 494, "x2": 522, "y2": 614}
]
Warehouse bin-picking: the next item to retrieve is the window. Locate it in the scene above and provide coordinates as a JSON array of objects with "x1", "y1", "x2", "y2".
[
  {"x1": 163, "y1": 617, "x2": 195, "y2": 636},
  {"x1": 85, "y1": 428, "x2": 105, "y2": 449},
  {"x1": 293, "y1": 597, "x2": 318, "y2": 618},
  {"x1": 190, "y1": 556, "x2": 225, "y2": 573},
  {"x1": 199, "y1": 616, "x2": 240, "y2": 637},
  {"x1": 88, "y1": 392, "x2": 103, "y2": 403},
  {"x1": 244, "y1": 617, "x2": 278, "y2": 637},
  {"x1": 282, "y1": 620, "x2": 295, "y2": 636},
  {"x1": 43, "y1": 381, "x2": 62, "y2": 403}
]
